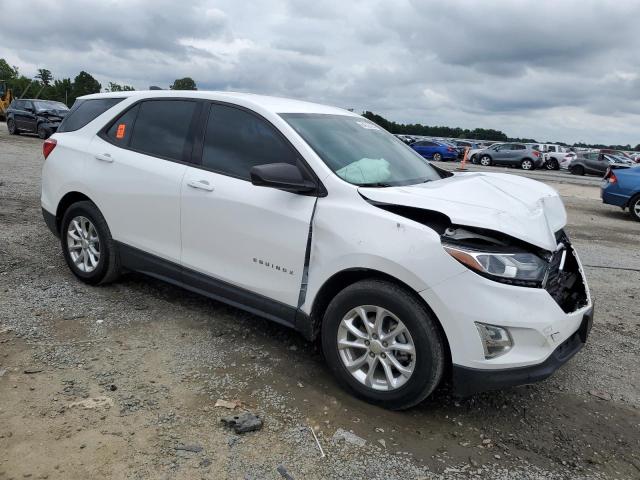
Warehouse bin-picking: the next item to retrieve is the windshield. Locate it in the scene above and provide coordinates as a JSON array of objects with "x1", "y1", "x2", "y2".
[
  {"x1": 33, "y1": 101, "x2": 69, "y2": 111},
  {"x1": 280, "y1": 113, "x2": 441, "y2": 186}
]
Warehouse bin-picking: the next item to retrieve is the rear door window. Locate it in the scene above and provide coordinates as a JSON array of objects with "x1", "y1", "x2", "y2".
[
  {"x1": 105, "y1": 104, "x2": 140, "y2": 145},
  {"x1": 129, "y1": 100, "x2": 198, "y2": 162},
  {"x1": 58, "y1": 98, "x2": 124, "y2": 132}
]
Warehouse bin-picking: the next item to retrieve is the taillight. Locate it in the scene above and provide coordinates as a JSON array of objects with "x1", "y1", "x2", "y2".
[
  {"x1": 533, "y1": 150, "x2": 540, "y2": 157},
  {"x1": 43, "y1": 138, "x2": 57, "y2": 159},
  {"x1": 448, "y1": 147, "x2": 455, "y2": 152},
  {"x1": 605, "y1": 169, "x2": 617, "y2": 184}
]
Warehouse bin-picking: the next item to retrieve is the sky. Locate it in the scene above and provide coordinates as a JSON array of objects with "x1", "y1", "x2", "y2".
[{"x1": 1, "y1": 0, "x2": 639, "y2": 145}]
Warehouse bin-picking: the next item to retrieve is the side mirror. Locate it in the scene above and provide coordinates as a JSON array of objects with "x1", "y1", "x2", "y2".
[{"x1": 250, "y1": 163, "x2": 318, "y2": 194}]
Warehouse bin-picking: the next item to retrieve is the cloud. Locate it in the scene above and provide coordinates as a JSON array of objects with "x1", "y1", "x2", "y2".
[{"x1": 1, "y1": 0, "x2": 639, "y2": 145}]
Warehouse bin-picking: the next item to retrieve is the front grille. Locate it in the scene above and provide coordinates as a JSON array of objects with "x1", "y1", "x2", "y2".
[{"x1": 544, "y1": 231, "x2": 588, "y2": 313}]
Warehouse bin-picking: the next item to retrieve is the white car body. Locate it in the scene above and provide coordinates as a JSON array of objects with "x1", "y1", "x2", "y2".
[{"x1": 41, "y1": 91, "x2": 593, "y2": 402}]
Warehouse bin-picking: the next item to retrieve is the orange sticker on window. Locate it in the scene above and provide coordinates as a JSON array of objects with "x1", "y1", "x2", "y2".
[{"x1": 116, "y1": 124, "x2": 126, "y2": 139}]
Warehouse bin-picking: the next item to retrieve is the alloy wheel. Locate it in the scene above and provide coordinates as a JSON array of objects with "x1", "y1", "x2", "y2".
[
  {"x1": 521, "y1": 159, "x2": 533, "y2": 170},
  {"x1": 337, "y1": 305, "x2": 416, "y2": 391},
  {"x1": 633, "y1": 199, "x2": 640, "y2": 219},
  {"x1": 480, "y1": 156, "x2": 491, "y2": 166},
  {"x1": 66, "y1": 216, "x2": 101, "y2": 273},
  {"x1": 433, "y1": 153, "x2": 442, "y2": 161}
]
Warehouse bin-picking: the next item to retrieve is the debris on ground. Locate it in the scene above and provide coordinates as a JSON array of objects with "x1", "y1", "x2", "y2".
[
  {"x1": 332, "y1": 428, "x2": 366, "y2": 447},
  {"x1": 221, "y1": 412, "x2": 263, "y2": 434},
  {"x1": 23, "y1": 368, "x2": 43, "y2": 374},
  {"x1": 174, "y1": 444, "x2": 203, "y2": 453},
  {"x1": 68, "y1": 396, "x2": 114, "y2": 410},
  {"x1": 589, "y1": 389, "x2": 612, "y2": 401},
  {"x1": 215, "y1": 398, "x2": 242, "y2": 409},
  {"x1": 276, "y1": 464, "x2": 295, "y2": 479}
]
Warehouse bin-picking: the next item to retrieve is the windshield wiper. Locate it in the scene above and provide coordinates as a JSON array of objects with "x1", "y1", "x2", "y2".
[{"x1": 357, "y1": 182, "x2": 393, "y2": 188}]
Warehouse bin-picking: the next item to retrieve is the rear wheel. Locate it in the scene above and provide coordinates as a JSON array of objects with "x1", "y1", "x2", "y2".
[
  {"x1": 7, "y1": 119, "x2": 19, "y2": 135},
  {"x1": 570, "y1": 164, "x2": 585, "y2": 176},
  {"x1": 60, "y1": 201, "x2": 121, "y2": 285},
  {"x1": 630, "y1": 194, "x2": 640, "y2": 222},
  {"x1": 433, "y1": 153, "x2": 442, "y2": 162},
  {"x1": 521, "y1": 159, "x2": 534, "y2": 170},
  {"x1": 479, "y1": 155, "x2": 492, "y2": 166},
  {"x1": 321, "y1": 279, "x2": 445, "y2": 410}
]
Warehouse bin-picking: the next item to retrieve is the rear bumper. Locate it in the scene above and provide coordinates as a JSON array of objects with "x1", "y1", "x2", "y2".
[
  {"x1": 42, "y1": 207, "x2": 59, "y2": 237},
  {"x1": 451, "y1": 305, "x2": 593, "y2": 397},
  {"x1": 601, "y1": 188, "x2": 629, "y2": 207}
]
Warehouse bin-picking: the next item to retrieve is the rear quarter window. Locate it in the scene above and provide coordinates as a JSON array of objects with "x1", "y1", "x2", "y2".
[{"x1": 58, "y1": 98, "x2": 124, "y2": 133}]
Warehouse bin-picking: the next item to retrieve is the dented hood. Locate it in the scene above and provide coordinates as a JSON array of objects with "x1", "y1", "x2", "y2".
[{"x1": 359, "y1": 172, "x2": 566, "y2": 251}]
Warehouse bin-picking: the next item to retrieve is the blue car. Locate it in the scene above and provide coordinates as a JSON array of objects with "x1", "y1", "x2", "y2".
[
  {"x1": 601, "y1": 166, "x2": 640, "y2": 221},
  {"x1": 411, "y1": 140, "x2": 458, "y2": 161}
]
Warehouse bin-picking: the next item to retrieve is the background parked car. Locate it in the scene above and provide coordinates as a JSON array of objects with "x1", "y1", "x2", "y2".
[
  {"x1": 411, "y1": 139, "x2": 458, "y2": 161},
  {"x1": 602, "y1": 166, "x2": 640, "y2": 221},
  {"x1": 569, "y1": 151, "x2": 634, "y2": 176},
  {"x1": 6, "y1": 99, "x2": 69, "y2": 139},
  {"x1": 539, "y1": 144, "x2": 573, "y2": 170},
  {"x1": 476, "y1": 143, "x2": 543, "y2": 170},
  {"x1": 469, "y1": 142, "x2": 502, "y2": 163},
  {"x1": 452, "y1": 140, "x2": 481, "y2": 158}
]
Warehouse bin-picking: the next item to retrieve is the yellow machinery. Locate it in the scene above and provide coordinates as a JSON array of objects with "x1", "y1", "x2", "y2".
[{"x1": 0, "y1": 81, "x2": 14, "y2": 121}]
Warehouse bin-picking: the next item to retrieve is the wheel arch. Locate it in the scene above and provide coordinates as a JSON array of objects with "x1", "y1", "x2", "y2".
[
  {"x1": 54, "y1": 191, "x2": 96, "y2": 234},
  {"x1": 305, "y1": 267, "x2": 452, "y2": 369}
]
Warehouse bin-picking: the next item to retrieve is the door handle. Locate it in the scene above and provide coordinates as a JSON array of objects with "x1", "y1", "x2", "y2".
[
  {"x1": 95, "y1": 153, "x2": 114, "y2": 163},
  {"x1": 187, "y1": 179, "x2": 214, "y2": 192}
]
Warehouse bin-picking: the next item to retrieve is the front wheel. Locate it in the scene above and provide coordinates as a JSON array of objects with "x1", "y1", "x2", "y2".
[
  {"x1": 7, "y1": 119, "x2": 19, "y2": 135},
  {"x1": 521, "y1": 159, "x2": 534, "y2": 170},
  {"x1": 61, "y1": 201, "x2": 121, "y2": 285},
  {"x1": 479, "y1": 155, "x2": 492, "y2": 166},
  {"x1": 433, "y1": 153, "x2": 442, "y2": 162},
  {"x1": 37, "y1": 124, "x2": 50, "y2": 139},
  {"x1": 545, "y1": 158, "x2": 559, "y2": 170},
  {"x1": 630, "y1": 194, "x2": 640, "y2": 222},
  {"x1": 321, "y1": 279, "x2": 445, "y2": 410}
]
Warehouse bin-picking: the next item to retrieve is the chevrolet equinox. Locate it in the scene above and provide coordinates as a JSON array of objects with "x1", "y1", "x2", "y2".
[{"x1": 41, "y1": 91, "x2": 593, "y2": 409}]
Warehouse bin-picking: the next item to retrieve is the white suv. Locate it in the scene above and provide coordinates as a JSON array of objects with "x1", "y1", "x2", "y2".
[{"x1": 41, "y1": 91, "x2": 593, "y2": 409}]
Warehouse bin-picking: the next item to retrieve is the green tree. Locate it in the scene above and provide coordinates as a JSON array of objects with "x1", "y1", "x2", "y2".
[
  {"x1": 170, "y1": 77, "x2": 197, "y2": 90},
  {"x1": 50, "y1": 78, "x2": 73, "y2": 105},
  {"x1": 70, "y1": 71, "x2": 101, "y2": 103},
  {"x1": 0, "y1": 58, "x2": 18, "y2": 81},
  {"x1": 36, "y1": 68, "x2": 53, "y2": 86},
  {"x1": 107, "y1": 81, "x2": 135, "y2": 92}
]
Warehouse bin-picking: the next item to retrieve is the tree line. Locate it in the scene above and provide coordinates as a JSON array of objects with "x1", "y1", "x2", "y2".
[
  {"x1": 0, "y1": 58, "x2": 197, "y2": 107},
  {"x1": 361, "y1": 111, "x2": 640, "y2": 151}
]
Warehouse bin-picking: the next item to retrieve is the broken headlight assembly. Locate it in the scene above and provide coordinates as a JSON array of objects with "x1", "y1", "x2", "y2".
[{"x1": 442, "y1": 228, "x2": 549, "y2": 287}]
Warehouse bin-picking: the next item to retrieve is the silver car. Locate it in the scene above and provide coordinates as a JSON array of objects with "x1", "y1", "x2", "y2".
[{"x1": 476, "y1": 143, "x2": 543, "y2": 170}]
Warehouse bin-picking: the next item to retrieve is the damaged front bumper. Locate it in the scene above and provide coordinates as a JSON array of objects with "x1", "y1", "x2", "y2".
[{"x1": 451, "y1": 304, "x2": 593, "y2": 397}]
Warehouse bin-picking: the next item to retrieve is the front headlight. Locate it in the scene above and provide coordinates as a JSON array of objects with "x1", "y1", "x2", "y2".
[{"x1": 443, "y1": 244, "x2": 548, "y2": 287}]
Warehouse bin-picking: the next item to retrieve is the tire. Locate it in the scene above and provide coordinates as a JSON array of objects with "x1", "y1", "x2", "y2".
[
  {"x1": 545, "y1": 158, "x2": 559, "y2": 170},
  {"x1": 60, "y1": 201, "x2": 121, "y2": 285},
  {"x1": 7, "y1": 119, "x2": 19, "y2": 135},
  {"x1": 570, "y1": 165, "x2": 585, "y2": 176},
  {"x1": 470, "y1": 154, "x2": 478, "y2": 164},
  {"x1": 321, "y1": 279, "x2": 445, "y2": 410},
  {"x1": 433, "y1": 153, "x2": 442, "y2": 162},
  {"x1": 479, "y1": 155, "x2": 492, "y2": 166},
  {"x1": 37, "y1": 124, "x2": 50, "y2": 139},
  {"x1": 629, "y1": 194, "x2": 640, "y2": 222},
  {"x1": 521, "y1": 159, "x2": 534, "y2": 170}
]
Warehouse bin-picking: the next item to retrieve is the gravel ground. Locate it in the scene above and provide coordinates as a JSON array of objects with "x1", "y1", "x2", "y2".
[{"x1": 1, "y1": 125, "x2": 639, "y2": 480}]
